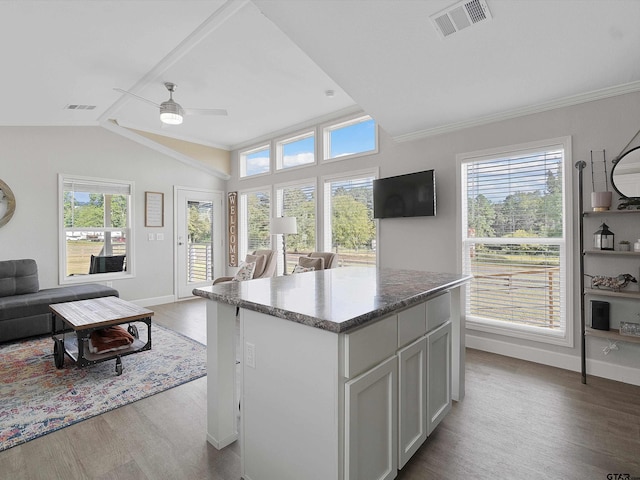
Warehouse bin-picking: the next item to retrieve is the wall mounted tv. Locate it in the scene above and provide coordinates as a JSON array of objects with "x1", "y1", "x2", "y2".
[{"x1": 373, "y1": 169, "x2": 436, "y2": 219}]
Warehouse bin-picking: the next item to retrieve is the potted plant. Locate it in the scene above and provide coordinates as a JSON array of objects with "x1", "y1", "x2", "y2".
[{"x1": 619, "y1": 240, "x2": 631, "y2": 251}]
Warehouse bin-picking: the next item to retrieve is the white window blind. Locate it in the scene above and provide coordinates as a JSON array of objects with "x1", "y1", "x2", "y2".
[
  {"x1": 240, "y1": 190, "x2": 271, "y2": 259},
  {"x1": 461, "y1": 142, "x2": 570, "y2": 341}
]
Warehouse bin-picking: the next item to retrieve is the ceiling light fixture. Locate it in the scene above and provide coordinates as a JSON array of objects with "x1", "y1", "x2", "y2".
[{"x1": 159, "y1": 84, "x2": 184, "y2": 124}]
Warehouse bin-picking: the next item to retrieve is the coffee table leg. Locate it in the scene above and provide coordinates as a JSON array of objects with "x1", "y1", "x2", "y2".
[{"x1": 53, "y1": 337, "x2": 65, "y2": 369}]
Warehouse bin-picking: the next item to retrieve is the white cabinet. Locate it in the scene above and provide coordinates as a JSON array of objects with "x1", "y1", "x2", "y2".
[
  {"x1": 397, "y1": 336, "x2": 427, "y2": 468},
  {"x1": 345, "y1": 355, "x2": 398, "y2": 480},
  {"x1": 427, "y1": 321, "x2": 452, "y2": 435}
]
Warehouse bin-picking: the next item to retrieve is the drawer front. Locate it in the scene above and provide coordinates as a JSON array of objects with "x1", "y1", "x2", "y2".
[
  {"x1": 426, "y1": 291, "x2": 450, "y2": 332},
  {"x1": 397, "y1": 302, "x2": 427, "y2": 348},
  {"x1": 344, "y1": 314, "x2": 397, "y2": 379}
]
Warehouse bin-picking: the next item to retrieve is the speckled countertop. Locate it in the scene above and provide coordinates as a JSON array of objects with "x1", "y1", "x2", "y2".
[{"x1": 193, "y1": 267, "x2": 471, "y2": 333}]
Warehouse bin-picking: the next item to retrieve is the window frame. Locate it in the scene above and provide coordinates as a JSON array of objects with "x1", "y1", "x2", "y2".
[
  {"x1": 322, "y1": 114, "x2": 378, "y2": 163},
  {"x1": 322, "y1": 168, "x2": 379, "y2": 267},
  {"x1": 58, "y1": 174, "x2": 135, "y2": 284},
  {"x1": 239, "y1": 143, "x2": 272, "y2": 179},
  {"x1": 457, "y1": 136, "x2": 573, "y2": 347},
  {"x1": 275, "y1": 129, "x2": 317, "y2": 172}
]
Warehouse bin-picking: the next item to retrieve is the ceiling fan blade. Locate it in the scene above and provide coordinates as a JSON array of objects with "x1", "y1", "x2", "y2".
[
  {"x1": 114, "y1": 88, "x2": 161, "y2": 108},
  {"x1": 183, "y1": 108, "x2": 228, "y2": 116}
]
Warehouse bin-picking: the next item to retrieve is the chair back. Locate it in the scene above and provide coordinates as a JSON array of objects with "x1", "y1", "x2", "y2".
[
  {"x1": 305, "y1": 252, "x2": 338, "y2": 269},
  {"x1": 89, "y1": 255, "x2": 126, "y2": 274},
  {"x1": 252, "y1": 249, "x2": 277, "y2": 278}
]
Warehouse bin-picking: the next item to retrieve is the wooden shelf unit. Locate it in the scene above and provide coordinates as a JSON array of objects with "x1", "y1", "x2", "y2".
[
  {"x1": 575, "y1": 161, "x2": 640, "y2": 384},
  {"x1": 585, "y1": 327, "x2": 640, "y2": 345}
]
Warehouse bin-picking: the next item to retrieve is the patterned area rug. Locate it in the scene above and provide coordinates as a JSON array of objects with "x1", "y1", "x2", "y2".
[{"x1": 0, "y1": 324, "x2": 206, "y2": 452}]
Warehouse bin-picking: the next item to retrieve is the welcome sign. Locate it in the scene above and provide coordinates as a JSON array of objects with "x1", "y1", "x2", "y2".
[{"x1": 228, "y1": 192, "x2": 238, "y2": 267}]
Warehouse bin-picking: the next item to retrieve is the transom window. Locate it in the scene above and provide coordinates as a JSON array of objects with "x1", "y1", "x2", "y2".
[
  {"x1": 459, "y1": 137, "x2": 573, "y2": 345},
  {"x1": 59, "y1": 175, "x2": 133, "y2": 283},
  {"x1": 276, "y1": 131, "x2": 315, "y2": 171},
  {"x1": 323, "y1": 115, "x2": 377, "y2": 161},
  {"x1": 240, "y1": 145, "x2": 270, "y2": 178}
]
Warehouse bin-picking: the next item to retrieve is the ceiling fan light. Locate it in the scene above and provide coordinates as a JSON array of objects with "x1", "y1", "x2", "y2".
[
  {"x1": 160, "y1": 100, "x2": 184, "y2": 125},
  {"x1": 160, "y1": 111, "x2": 183, "y2": 125}
]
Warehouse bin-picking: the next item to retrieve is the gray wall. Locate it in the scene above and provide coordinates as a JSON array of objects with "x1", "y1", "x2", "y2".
[
  {"x1": 228, "y1": 91, "x2": 640, "y2": 384},
  {"x1": 0, "y1": 126, "x2": 225, "y2": 303}
]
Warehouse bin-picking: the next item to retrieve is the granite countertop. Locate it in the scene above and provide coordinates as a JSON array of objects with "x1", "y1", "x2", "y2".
[{"x1": 193, "y1": 267, "x2": 471, "y2": 333}]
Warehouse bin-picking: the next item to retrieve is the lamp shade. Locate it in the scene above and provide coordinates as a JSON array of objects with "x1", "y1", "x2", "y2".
[{"x1": 271, "y1": 216, "x2": 297, "y2": 235}]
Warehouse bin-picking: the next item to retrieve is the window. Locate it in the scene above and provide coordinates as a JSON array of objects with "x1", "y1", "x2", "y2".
[
  {"x1": 240, "y1": 144, "x2": 270, "y2": 178},
  {"x1": 323, "y1": 115, "x2": 377, "y2": 161},
  {"x1": 323, "y1": 171, "x2": 377, "y2": 267},
  {"x1": 239, "y1": 189, "x2": 271, "y2": 260},
  {"x1": 276, "y1": 131, "x2": 315, "y2": 170},
  {"x1": 60, "y1": 175, "x2": 133, "y2": 282},
  {"x1": 459, "y1": 137, "x2": 573, "y2": 345},
  {"x1": 276, "y1": 181, "x2": 316, "y2": 274}
]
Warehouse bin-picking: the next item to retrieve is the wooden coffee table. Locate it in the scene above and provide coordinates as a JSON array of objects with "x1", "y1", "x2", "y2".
[{"x1": 50, "y1": 296, "x2": 153, "y2": 375}]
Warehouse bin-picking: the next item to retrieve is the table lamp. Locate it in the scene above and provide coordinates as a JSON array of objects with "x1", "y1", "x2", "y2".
[{"x1": 270, "y1": 216, "x2": 297, "y2": 274}]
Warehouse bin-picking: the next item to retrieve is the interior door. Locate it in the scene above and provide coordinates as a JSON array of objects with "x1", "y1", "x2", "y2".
[{"x1": 175, "y1": 187, "x2": 223, "y2": 299}]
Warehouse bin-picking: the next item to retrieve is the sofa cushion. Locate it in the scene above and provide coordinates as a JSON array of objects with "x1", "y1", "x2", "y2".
[
  {"x1": 299, "y1": 256, "x2": 324, "y2": 271},
  {"x1": 0, "y1": 259, "x2": 39, "y2": 297},
  {"x1": 0, "y1": 284, "x2": 119, "y2": 322}
]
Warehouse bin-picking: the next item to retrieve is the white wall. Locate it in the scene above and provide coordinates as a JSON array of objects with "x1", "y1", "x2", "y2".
[
  {"x1": 228, "y1": 91, "x2": 640, "y2": 384},
  {"x1": 0, "y1": 126, "x2": 225, "y2": 304}
]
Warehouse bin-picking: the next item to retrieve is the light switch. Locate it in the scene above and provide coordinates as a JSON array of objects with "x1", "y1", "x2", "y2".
[
  {"x1": 148, "y1": 233, "x2": 155, "y2": 241},
  {"x1": 156, "y1": 233, "x2": 164, "y2": 241},
  {"x1": 246, "y1": 342, "x2": 256, "y2": 368}
]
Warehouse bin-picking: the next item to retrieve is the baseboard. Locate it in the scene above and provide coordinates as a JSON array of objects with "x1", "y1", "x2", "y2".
[
  {"x1": 128, "y1": 295, "x2": 176, "y2": 308},
  {"x1": 466, "y1": 333, "x2": 640, "y2": 387}
]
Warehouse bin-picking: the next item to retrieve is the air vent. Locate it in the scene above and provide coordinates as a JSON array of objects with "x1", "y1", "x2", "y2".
[
  {"x1": 64, "y1": 104, "x2": 96, "y2": 110},
  {"x1": 431, "y1": 0, "x2": 492, "y2": 39}
]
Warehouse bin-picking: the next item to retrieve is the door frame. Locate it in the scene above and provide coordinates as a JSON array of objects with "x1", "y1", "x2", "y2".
[{"x1": 173, "y1": 186, "x2": 224, "y2": 299}]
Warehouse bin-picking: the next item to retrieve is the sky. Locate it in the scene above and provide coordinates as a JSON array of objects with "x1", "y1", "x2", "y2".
[{"x1": 244, "y1": 118, "x2": 375, "y2": 176}]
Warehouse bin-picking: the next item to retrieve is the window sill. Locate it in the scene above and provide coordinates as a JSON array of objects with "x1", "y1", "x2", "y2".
[{"x1": 466, "y1": 317, "x2": 572, "y2": 347}]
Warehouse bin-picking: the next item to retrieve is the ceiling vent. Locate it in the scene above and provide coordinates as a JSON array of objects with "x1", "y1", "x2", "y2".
[
  {"x1": 64, "y1": 104, "x2": 96, "y2": 110},
  {"x1": 430, "y1": 0, "x2": 492, "y2": 39}
]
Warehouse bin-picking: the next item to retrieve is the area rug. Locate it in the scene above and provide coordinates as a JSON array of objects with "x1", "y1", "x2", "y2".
[{"x1": 0, "y1": 324, "x2": 206, "y2": 452}]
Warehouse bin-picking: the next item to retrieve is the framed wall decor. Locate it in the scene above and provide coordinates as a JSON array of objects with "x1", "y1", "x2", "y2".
[
  {"x1": 0, "y1": 179, "x2": 16, "y2": 228},
  {"x1": 145, "y1": 191, "x2": 164, "y2": 227}
]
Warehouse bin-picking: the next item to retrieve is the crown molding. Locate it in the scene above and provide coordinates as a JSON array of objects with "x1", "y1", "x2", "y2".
[{"x1": 393, "y1": 80, "x2": 640, "y2": 143}]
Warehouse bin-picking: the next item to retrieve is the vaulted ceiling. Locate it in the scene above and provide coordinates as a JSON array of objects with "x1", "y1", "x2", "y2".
[{"x1": 2, "y1": 0, "x2": 639, "y2": 151}]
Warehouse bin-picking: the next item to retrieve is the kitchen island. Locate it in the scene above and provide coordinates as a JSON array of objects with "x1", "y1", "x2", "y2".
[{"x1": 193, "y1": 267, "x2": 470, "y2": 480}]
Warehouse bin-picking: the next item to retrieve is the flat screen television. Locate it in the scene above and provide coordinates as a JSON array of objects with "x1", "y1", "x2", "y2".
[{"x1": 373, "y1": 169, "x2": 435, "y2": 219}]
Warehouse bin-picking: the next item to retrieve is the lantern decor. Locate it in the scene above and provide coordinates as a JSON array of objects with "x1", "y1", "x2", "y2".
[{"x1": 594, "y1": 222, "x2": 614, "y2": 250}]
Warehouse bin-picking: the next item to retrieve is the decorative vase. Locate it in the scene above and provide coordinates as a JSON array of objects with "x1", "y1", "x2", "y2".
[{"x1": 591, "y1": 191, "x2": 612, "y2": 211}]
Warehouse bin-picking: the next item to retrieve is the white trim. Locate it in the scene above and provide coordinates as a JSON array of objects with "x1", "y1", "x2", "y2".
[
  {"x1": 457, "y1": 136, "x2": 574, "y2": 348},
  {"x1": 100, "y1": 121, "x2": 230, "y2": 180},
  {"x1": 466, "y1": 334, "x2": 640, "y2": 387},
  {"x1": 395, "y1": 80, "x2": 640, "y2": 143}
]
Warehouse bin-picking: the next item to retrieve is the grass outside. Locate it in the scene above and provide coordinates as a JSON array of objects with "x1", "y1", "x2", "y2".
[{"x1": 66, "y1": 241, "x2": 126, "y2": 275}]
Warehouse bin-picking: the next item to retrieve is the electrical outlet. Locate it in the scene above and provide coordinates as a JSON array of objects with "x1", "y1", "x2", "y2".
[
  {"x1": 156, "y1": 233, "x2": 164, "y2": 241},
  {"x1": 105, "y1": 281, "x2": 113, "y2": 287},
  {"x1": 246, "y1": 342, "x2": 256, "y2": 368}
]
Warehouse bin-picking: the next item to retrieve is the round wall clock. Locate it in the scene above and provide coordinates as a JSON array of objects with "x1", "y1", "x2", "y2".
[{"x1": 0, "y1": 179, "x2": 16, "y2": 228}]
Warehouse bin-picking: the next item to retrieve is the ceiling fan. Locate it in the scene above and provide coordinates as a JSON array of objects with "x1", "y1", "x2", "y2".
[{"x1": 114, "y1": 82, "x2": 227, "y2": 125}]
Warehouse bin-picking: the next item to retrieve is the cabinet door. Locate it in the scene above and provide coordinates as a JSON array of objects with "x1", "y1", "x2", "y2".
[
  {"x1": 345, "y1": 356, "x2": 398, "y2": 480},
  {"x1": 397, "y1": 336, "x2": 427, "y2": 469},
  {"x1": 427, "y1": 321, "x2": 452, "y2": 436}
]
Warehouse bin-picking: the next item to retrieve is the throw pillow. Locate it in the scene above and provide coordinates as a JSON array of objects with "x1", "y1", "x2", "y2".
[
  {"x1": 292, "y1": 265, "x2": 315, "y2": 274},
  {"x1": 232, "y1": 261, "x2": 256, "y2": 282},
  {"x1": 299, "y1": 256, "x2": 324, "y2": 270},
  {"x1": 245, "y1": 254, "x2": 267, "y2": 278}
]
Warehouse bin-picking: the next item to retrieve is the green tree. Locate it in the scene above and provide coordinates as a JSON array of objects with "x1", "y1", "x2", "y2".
[
  {"x1": 332, "y1": 195, "x2": 375, "y2": 250},
  {"x1": 188, "y1": 204, "x2": 212, "y2": 243},
  {"x1": 283, "y1": 188, "x2": 315, "y2": 253},
  {"x1": 467, "y1": 194, "x2": 496, "y2": 238},
  {"x1": 248, "y1": 193, "x2": 271, "y2": 250}
]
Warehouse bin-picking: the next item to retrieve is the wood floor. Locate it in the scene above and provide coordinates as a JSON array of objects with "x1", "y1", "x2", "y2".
[{"x1": 1, "y1": 298, "x2": 639, "y2": 480}]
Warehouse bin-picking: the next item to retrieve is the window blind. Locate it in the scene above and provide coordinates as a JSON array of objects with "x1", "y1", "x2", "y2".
[{"x1": 462, "y1": 147, "x2": 566, "y2": 332}]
